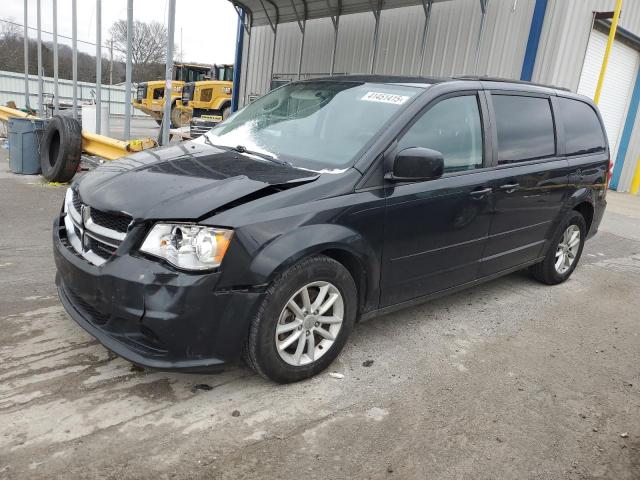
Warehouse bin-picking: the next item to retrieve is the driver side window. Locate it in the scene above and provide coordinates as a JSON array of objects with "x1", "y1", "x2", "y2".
[{"x1": 398, "y1": 95, "x2": 483, "y2": 174}]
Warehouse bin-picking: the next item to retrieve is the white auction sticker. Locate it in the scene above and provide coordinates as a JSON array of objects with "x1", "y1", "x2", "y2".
[{"x1": 361, "y1": 91, "x2": 410, "y2": 105}]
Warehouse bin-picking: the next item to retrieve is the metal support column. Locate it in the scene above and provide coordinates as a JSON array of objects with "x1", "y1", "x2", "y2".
[
  {"x1": 242, "y1": 25, "x2": 252, "y2": 105},
  {"x1": 594, "y1": 0, "x2": 622, "y2": 104},
  {"x1": 289, "y1": 0, "x2": 307, "y2": 80},
  {"x1": 108, "y1": 39, "x2": 113, "y2": 116},
  {"x1": 95, "y1": 0, "x2": 102, "y2": 134},
  {"x1": 258, "y1": 0, "x2": 279, "y2": 88},
  {"x1": 23, "y1": 0, "x2": 30, "y2": 109},
  {"x1": 124, "y1": 0, "x2": 133, "y2": 140},
  {"x1": 161, "y1": 0, "x2": 176, "y2": 146},
  {"x1": 297, "y1": 20, "x2": 306, "y2": 79},
  {"x1": 231, "y1": 8, "x2": 247, "y2": 111},
  {"x1": 474, "y1": 0, "x2": 489, "y2": 75},
  {"x1": 418, "y1": 0, "x2": 433, "y2": 75},
  {"x1": 369, "y1": 0, "x2": 383, "y2": 74},
  {"x1": 329, "y1": 0, "x2": 341, "y2": 75},
  {"x1": 72, "y1": 0, "x2": 78, "y2": 119},
  {"x1": 270, "y1": 25, "x2": 278, "y2": 86},
  {"x1": 36, "y1": 0, "x2": 43, "y2": 116},
  {"x1": 52, "y1": 0, "x2": 59, "y2": 114}
]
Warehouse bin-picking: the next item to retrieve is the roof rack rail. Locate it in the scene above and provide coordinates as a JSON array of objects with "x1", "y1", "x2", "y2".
[{"x1": 452, "y1": 76, "x2": 572, "y2": 92}]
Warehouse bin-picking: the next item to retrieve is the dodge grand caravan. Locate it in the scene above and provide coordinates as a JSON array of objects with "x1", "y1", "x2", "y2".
[{"x1": 53, "y1": 76, "x2": 609, "y2": 383}]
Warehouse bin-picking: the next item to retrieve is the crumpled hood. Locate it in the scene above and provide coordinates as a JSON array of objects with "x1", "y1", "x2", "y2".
[{"x1": 77, "y1": 142, "x2": 318, "y2": 220}]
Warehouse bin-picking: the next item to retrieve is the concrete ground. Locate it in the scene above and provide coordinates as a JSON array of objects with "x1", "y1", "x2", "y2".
[{"x1": 0, "y1": 146, "x2": 639, "y2": 480}]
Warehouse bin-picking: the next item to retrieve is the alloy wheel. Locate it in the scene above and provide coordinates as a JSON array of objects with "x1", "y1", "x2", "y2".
[
  {"x1": 275, "y1": 281, "x2": 344, "y2": 366},
  {"x1": 555, "y1": 224, "x2": 581, "y2": 274}
]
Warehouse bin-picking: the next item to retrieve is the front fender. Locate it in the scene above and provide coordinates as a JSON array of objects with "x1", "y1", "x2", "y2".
[{"x1": 249, "y1": 223, "x2": 380, "y2": 310}]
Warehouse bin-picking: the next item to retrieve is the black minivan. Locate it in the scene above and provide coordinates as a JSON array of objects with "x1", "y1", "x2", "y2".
[{"x1": 53, "y1": 76, "x2": 609, "y2": 382}]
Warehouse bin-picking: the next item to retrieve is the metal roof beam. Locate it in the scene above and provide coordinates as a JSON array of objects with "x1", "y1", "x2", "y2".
[
  {"x1": 228, "y1": 0, "x2": 453, "y2": 27},
  {"x1": 258, "y1": 0, "x2": 279, "y2": 32}
]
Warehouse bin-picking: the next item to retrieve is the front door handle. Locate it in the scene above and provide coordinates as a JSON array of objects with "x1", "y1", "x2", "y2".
[
  {"x1": 499, "y1": 183, "x2": 520, "y2": 193},
  {"x1": 469, "y1": 187, "x2": 492, "y2": 199}
]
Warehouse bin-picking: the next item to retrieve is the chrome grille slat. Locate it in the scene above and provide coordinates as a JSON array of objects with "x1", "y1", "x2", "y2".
[{"x1": 64, "y1": 189, "x2": 131, "y2": 266}]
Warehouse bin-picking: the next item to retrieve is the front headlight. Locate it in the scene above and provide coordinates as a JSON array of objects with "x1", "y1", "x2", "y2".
[{"x1": 140, "y1": 223, "x2": 233, "y2": 271}]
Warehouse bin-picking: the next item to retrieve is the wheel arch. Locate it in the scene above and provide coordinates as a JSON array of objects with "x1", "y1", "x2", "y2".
[
  {"x1": 246, "y1": 224, "x2": 379, "y2": 316},
  {"x1": 573, "y1": 201, "x2": 594, "y2": 234},
  {"x1": 566, "y1": 187, "x2": 596, "y2": 235}
]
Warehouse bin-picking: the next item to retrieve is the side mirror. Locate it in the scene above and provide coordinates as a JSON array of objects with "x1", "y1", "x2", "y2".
[{"x1": 385, "y1": 147, "x2": 444, "y2": 182}]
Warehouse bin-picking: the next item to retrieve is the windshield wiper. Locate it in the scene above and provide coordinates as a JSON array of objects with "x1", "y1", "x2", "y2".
[
  {"x1": 233, "y1": 145, "x2": 291, "y2": 167},
  {"x1": 202, "y1": 134, "x2": 291, "y2": 167}
]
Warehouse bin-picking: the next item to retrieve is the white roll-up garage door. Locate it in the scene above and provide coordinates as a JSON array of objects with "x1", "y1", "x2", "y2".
[{"x1": 577, "y1": 29, "x2": 639, "y2": 162}]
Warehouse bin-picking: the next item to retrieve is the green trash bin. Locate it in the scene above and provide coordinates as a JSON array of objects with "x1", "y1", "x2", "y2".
[{"x1": 8, "y1": 117, "x2": 49, "y2": 175}]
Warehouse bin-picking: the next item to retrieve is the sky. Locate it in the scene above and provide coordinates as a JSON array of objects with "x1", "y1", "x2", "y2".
[{"x1": 1, "y1": 0, "x2": 239, "y2": 64}]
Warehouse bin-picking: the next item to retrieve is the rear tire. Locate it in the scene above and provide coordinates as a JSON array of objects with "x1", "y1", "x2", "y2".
[
  {"x1": 40, "y1": 115, "x2": 82, "y2": 183},
  {"x1": 244, "y1": 255, "x2": 357, "y2": 383},
  {"x1": 530, "y1": 210, "x2": 586, "y2": 285}
]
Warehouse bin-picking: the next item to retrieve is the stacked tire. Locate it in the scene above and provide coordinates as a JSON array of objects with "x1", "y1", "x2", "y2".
[{"x1": 40, "y1": 115, "x2": 83, "y2": 183}]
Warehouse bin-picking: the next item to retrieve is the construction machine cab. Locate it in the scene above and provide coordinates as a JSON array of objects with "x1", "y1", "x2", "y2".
[
  {"x1": 213, "y1": 64, "x2": 234, "y2": 82},
  {"x1": 174, "y1": 64, "x2": 212, "y2": 82}
]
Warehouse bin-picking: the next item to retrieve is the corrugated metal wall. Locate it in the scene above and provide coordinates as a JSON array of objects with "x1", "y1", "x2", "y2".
[
  {"x1": 240, "y1": 0, "x2": 536, "y2": 101},
  {"x1": 526, "y1": 0, "x2": 640, "y2": 192},
  {"x1": 0, "y1": 70, "x2": 143, "y2": 116},
  {"x1": 239, "y1": 0, "x2": 640, "y2": 191}
]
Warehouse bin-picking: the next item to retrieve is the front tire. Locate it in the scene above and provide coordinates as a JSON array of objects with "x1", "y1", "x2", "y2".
[
  {"x1": 244, "y1": 255, "x2": 357, "y2": 383},
  {"x1": 530, "y1": 210, "x2": 586, "y2": 285},
  {"x1": 170, "y1": 106, "x2": 192, "y2": 127}
]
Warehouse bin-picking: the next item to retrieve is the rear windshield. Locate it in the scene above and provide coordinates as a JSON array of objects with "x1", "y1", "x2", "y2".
[
  {"x1": 557, "y1": 97, "x2": 607, "y2": 156},
  {"x1": 205, "y1": 81, "x2": 421, "y2": 171}
]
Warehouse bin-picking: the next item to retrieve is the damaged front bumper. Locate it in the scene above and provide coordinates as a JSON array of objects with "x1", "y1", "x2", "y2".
[{"x1": 53, "y1": 216, "x2": 264, "y2": 372}]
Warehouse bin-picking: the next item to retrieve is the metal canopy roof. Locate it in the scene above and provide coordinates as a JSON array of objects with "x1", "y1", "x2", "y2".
[{"x1": 230, "y1": 0, "x2": 452, "y2": 27}]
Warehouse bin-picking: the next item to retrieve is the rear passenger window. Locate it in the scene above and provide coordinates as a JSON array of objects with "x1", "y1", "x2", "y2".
[
  {"x1": 558, "y1": 97, "x2": 606, "y2": 156},
  {"x1": 492, "y1": 95, "x2": 556, "y2": 164},
  {"x1": 398, "y1": 95, "x2": 483, "y2": 173}
]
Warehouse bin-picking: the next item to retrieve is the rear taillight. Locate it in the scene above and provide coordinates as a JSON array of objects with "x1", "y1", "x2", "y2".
[{"x1": 608, "y1": 160, "x2": 614, "y2": 181}]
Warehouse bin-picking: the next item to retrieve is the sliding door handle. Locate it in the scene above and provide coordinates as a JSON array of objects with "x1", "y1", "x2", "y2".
[
  {"x1": 469, "y1": 187, "x2": 492, "y2": 199},
  {"x1": 499, "y1": 183, "x2": 520, "y2": 193}
]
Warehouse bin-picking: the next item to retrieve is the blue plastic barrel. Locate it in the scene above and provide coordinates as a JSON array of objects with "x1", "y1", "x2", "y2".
[{"x1": 8, "y1": 117, "x2": 49, "y2": 175}]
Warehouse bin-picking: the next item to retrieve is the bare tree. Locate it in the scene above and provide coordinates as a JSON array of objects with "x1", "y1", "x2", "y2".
[
  {"x1": 0, "y1": 19, "x2": 21, "y2": 39},
  {"x1": 109, "y1": 20, "x2": 168, "y2": 82},
  {"x1": 0, "y1": 19, "x2": 23, "y2": 73}
]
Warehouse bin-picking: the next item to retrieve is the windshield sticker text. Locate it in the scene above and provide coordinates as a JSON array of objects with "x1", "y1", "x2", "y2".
[{"x1": 361, "y1": 92, "x2": 410, "y2": 105}]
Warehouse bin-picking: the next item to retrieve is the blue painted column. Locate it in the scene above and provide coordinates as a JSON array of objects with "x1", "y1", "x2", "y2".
[
  {"x1": 231, "y1": 10, "x2": 245, "y2": 112},
  {"x1": 610, "y1": 66, "x2": 640, "y2": 190},
  {"x1": 520, "y1": 0, "x2": 549, "y2": 81}
]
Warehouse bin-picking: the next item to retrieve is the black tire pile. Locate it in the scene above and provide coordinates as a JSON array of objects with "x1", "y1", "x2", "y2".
[{"x1": 40, "y1": 115, "x2": 83, "y2": 183}]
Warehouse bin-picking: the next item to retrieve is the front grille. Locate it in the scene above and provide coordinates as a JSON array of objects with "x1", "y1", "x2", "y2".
[
  {"x1": 64, "y1": 189, "x2": 129, "y2": 267},
  {"x1": 90, "y1": 209, "x2": 132, "y2": 233},
  {"x1": 136, "y1": 84, "x2": 147, "y2": 101},
  {"x1": 190, "y1": 119, "x2": 218, "y2": 139},
  {"x1": 87, "y1": 236, "x2": 117, "y2": 260},
  {"x1": 72, "y1": 189, "x2": 82, "y2": 211},
  {"x1": 182, "y1": 83, "x2": 195, "y2": 102}
]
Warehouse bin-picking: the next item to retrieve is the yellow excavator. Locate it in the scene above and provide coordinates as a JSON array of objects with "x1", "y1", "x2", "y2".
[{"x1": 132, "y1": 63, "x2": 213, "y2": 127}]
